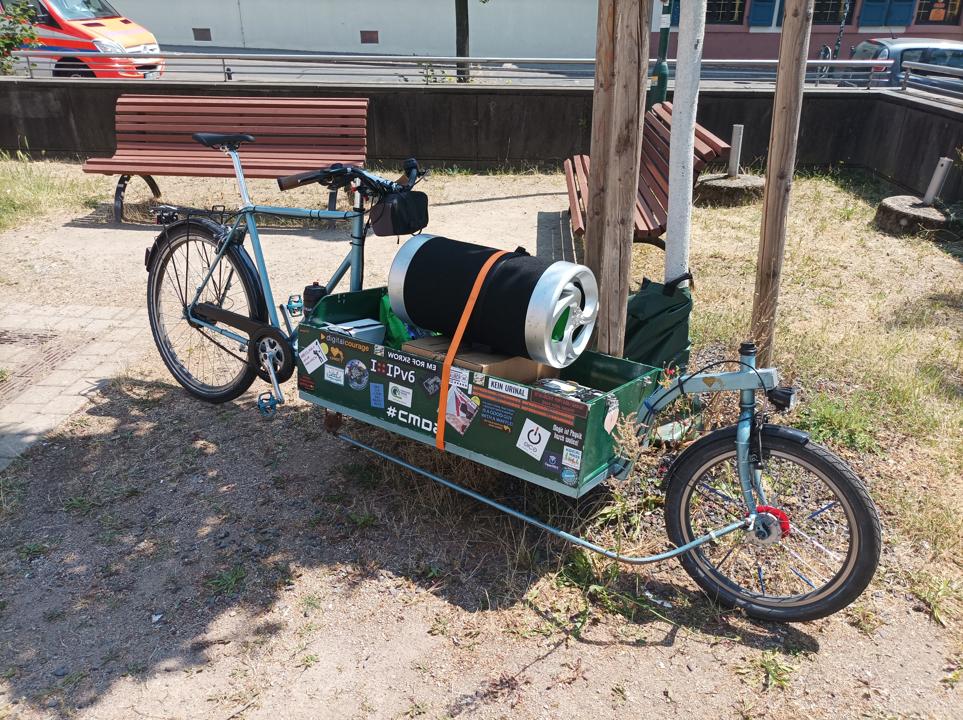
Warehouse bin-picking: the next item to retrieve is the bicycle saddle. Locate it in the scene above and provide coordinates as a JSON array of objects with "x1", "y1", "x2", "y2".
[{"x1": 192, "y1": 132, "x2": 256, "y2": 149}]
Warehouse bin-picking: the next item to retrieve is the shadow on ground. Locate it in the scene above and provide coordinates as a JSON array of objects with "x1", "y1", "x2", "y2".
[{"x1": 0, "y1": 376, "x2": 814, "y2": 715}]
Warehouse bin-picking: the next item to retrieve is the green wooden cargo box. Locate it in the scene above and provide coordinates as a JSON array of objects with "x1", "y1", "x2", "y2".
[{"x1": 297, "y1": 288, "x2": 661, "y2": 498}]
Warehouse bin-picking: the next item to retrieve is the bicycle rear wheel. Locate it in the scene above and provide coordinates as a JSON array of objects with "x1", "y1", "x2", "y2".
[
  {"x1": 147, "y1": 223, "x2": 264, "y2": 403},
  {"x1": 664, "y1": 425, "x2": 881, "y2": 622}
]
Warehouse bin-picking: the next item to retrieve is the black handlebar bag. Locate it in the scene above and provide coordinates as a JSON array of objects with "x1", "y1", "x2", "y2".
[{"x1": 371, "y1": 191, "x2": 429, "y2": 236}]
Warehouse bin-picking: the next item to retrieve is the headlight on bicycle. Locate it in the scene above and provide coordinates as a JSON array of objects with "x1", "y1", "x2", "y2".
[{"x1": 767, "y1": 386, "x2": 799, "y2": 412}]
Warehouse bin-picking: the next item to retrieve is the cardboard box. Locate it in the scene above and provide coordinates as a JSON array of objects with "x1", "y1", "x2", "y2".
[{"x1": 403, "y1": 335, "x2": 558, "y2": 384}]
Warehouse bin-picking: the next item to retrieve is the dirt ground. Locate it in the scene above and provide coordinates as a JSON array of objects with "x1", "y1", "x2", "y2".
[{"x1": 0, "y1": 168, "x2": 961, "y2": 719}]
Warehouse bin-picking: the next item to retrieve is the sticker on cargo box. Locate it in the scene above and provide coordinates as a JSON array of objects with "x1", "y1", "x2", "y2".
[
  {"x1": 346, "y1": 359, "x2": 369, "y2": 391},
  {"x1": 561, "y1": 468, "x2": 578, "y2": 486},
  {"x1": 449, "y1": 366, "x2": 470, "y2": 391},
  {"x1": 422, "y1": 374, "x2": 441, "y2": 397},
  {"x1": 543, "y1": 451, "x2": 562, "y2": 474},
  {"x1": 516, "y1": 418, "x2": 550, "y2": 461},
  {"x1": 388, "y1": 382, "x2": 413, "y2": 408},
  {"x1": 480, "y1": 401, "x2": 515, "y2": 432},
  {"x1": 299, "y1": 339, "x2": 327, "y2": 374},
  {"x1": 446, "y1": 386, "x2": 479, "y2": 435},
  {"x1": 370, "y1": 383, "x2": 385, "y2": 409},
  {"x1": 562, "y1": 446, "x2": 583, "y2": 470},
  {"x1": 603, "y1": 396, "x2": 619, "y2": 434},
  {"x1": 371, "y1": 359, "x2": 416, "y2": 384},
  {"x1": 489, "y1": 377, "x2": 529, "y2": 400},
  {"x1": 324, "y1": 364, "x2": 344, "y2": 385},
  {"x1": 474, "y1": 372, "x2": 487, "y2": 386},
  {"x1": 374, "y1": 344, "x2": 385, "y2": 357}
]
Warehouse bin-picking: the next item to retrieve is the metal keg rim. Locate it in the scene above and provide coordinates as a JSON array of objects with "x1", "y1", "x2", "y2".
[
  {"x1": 387, "y1": 234, "x2": 435, "y2": 325},
  {"x1": 524, "y1": 262, "x2": 599, "y2": 368}
]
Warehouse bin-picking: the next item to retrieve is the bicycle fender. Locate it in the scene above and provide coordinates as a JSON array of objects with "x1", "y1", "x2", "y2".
[
  {"x1": 145, "y1": 217, "x2": 228, "y2": 271},
  {"x1": 146, "y1": 218, "x2": 268, "y2": 323},
  {"x1": 663, "y1": 423, "x2": 810, "y2": 486}
]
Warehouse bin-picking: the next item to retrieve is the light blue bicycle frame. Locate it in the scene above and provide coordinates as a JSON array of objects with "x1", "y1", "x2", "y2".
[
  {"x1": 178, "y1": 147, "x2": 782, "y2": 565},
  {"x1": 183, "y1": 148, "x2": 374, "y2": 349}
]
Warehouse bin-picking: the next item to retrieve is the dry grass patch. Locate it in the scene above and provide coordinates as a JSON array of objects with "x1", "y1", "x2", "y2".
[{"x1": 0, "y1": 152, "x2": 112, "y2": 232}]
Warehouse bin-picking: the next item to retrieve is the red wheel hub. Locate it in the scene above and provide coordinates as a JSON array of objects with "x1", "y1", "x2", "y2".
[{"x1": 755, "y1": 505, "x2": 791, "y2": 537}]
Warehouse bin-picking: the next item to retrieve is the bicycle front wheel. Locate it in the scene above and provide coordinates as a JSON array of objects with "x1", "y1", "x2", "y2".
[
  {"x1": 147, "y1": 223, "x2": 264, "y2": 403},
  {"x1": 664, "y1": 425, "x2": 881, "y2": 622}
]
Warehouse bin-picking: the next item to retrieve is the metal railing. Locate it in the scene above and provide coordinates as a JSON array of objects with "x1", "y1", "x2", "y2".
[
  {"x1": 6, "y1": 50, "x2": 893, "y2": 88},
  {"x1": 900, "y1": 60, "x2": 963, "y2": 101}
]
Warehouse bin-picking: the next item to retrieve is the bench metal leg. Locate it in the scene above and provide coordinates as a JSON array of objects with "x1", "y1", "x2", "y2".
[{"x1": 113, "y1": 174, "x2": 162, "y2": 223}]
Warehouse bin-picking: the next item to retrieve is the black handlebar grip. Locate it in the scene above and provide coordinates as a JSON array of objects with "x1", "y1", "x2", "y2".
[{"x1": 277, "y1": 169, "x2": 321, "y2": 191}]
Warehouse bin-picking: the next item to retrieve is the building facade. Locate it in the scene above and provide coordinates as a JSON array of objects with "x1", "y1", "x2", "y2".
[{"x1": 110, "y1": 0, "x2": 962, "y2": 59}]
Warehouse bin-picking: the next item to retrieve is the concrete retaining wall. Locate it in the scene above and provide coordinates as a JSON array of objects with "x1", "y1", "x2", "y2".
[{"x1": 0, "y1": 79, "x2": 960, "y2": 199}]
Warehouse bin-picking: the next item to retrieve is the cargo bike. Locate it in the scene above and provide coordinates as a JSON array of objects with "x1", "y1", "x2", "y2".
[{"x1": 144, "y1": 133, "x2": 881, "y2": 622}]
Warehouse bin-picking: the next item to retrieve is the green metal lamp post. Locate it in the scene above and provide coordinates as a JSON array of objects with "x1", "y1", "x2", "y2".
[{"x1": 649, "y1": 1, "x2": 673, "y2": 108}]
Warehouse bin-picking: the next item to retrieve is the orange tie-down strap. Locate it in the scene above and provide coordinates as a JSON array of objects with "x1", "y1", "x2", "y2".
[{"x1": 435, "y1": 249, "x2": 509, "y2": 450}]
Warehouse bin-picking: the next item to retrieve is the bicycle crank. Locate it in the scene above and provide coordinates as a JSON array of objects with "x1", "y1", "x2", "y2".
[{"x1": 248, "y1": 327, "x2": 295, "y2": 413}]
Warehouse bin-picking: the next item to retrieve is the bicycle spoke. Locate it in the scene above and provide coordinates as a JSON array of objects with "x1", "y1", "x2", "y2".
[
  {"x1": 807, "y1": 501, "x2": 838, "y2": 520},
  {"x1": 790, "y1": 526, "x2": 843, "y2": 564}
]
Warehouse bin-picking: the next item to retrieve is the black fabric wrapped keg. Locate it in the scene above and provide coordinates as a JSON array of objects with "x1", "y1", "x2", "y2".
[{"x1": 387, "y1": 235, "x2": 598, "y2": 368}]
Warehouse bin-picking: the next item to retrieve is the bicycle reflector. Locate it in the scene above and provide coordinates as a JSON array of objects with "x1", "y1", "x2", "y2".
[{"x1": 767, "y1": 386, "x2": 799, "y2": 412}]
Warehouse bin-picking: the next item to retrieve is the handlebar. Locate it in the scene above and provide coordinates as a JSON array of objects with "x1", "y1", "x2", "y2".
[
  {"x1": 276, "y1": 168, "x2": 324, "y2": 192},
  {"x1": 277, "y1": 158, "x2": 423, "y2": 195}
]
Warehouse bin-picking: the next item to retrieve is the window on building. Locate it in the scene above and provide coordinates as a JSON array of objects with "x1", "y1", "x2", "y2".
[
  {"x1": 915, "y1": 0, "x2": 962, "y2": 25},
  {"x1": 669, "y1": 0, "x2": 746, "y2": 25},
  {"x1": 706, "y1": 0, "x2": 747, "y2": 23},
  {"x1": 857, "y1": 0, "x2": 917, "y2": 26},
  {"x1": 748, "y1": 0, "x2": 785, "y2": 27},
  {"x1": 812, "y1": 0, "x2": 857, "y2": 24}
]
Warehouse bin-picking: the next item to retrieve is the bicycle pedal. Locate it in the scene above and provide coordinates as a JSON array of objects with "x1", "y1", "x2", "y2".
[
  {"x1": 286, "y1": 294, "x2": 304, "y2": 317},
  {"x1": 257, "y1": 391, "x2": 280, "y2": 418}
]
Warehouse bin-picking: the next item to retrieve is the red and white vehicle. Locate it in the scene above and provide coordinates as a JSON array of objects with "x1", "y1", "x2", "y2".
[{"x1": 3, "y1": 0, "x2": 163, "y2": 78}]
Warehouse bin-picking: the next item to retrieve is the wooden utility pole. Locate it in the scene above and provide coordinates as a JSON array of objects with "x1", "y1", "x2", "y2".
[
  {"x1": 750, "y1": 0, "x2": 815, "y2": 366},
  {"x1": 585, "y1": 0, "x2": 652, "y2": 357}
]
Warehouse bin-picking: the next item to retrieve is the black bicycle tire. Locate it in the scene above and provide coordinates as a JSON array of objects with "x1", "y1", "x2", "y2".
[
  {"x1": 147, "y1": 225, "x2": 261, "y2": 403},
  {"x1": 664, "y1": 426, "x2": 881, "y2": 622}
]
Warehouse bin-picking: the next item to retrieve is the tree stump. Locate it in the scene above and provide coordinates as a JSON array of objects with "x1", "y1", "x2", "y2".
[
  {"x1": 694, "y1": 173, "x2": 765, "y2": 207},
  {"x1": 874, "y1": 195, "x2": 949, "y2": 236}
]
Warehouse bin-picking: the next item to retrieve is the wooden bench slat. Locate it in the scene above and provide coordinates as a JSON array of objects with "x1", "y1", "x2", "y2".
[
  {"x1": 114, "y1": 104, "x2": 368, "y2": 118},
  {"x1": 115, "y1": 120, "x2": 367, "y2": 133},
  {"x1": 87, "y1": 155, "x2": 363, "y2": 168},
  {"x1": 116, "y1": 134, "x2": 366, "y2": 147},
  {"x1": 117, "y1": 94, "x2": 367, "y2": 106},
  {"x1": 563, "y1": 158, "x2": 585, "y2": 237},
  {"x1": 651, "y1": 103, "x2": 716, "y2": 161},
  {"x1": 573, "y1": 155, "x2": 591, "y2": 230}
]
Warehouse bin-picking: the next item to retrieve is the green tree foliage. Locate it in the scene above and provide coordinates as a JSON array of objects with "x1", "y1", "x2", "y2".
[{"x1": 0, "y1": 1, "x2": 38, "y2": 75}]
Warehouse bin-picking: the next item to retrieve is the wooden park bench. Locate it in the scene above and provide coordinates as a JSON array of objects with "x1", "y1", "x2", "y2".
[
  {"x1": 564, "y1": 101, "x2": 730, "y2": 250},
  {"x1": 83, "y1": 94, "x2": 368, "y2": 221}
]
